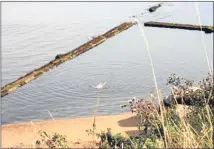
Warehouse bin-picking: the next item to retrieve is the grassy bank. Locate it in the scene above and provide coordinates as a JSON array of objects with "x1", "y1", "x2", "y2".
[{"x1": 34, "y1": 73, "x2": 213, "y2": 149}]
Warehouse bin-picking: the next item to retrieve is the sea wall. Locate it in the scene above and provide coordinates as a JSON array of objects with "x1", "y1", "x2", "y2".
[
  {"x1": 144, "y1": 21, "x2": 214, "y2": 33},
  {"x1": 1, "y1": 22, "x2": 134, "y2": 97}
]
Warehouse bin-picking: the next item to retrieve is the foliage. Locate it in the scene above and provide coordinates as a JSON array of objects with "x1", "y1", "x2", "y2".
[
  {"x1": 94, "y1": 128, "x2": 160, "y2": 149},
  {"x1": 36, "y1": 130, "x2": 69, "y2": 149},
  {"x1": 36, "y1": 73, "x2": 213, "y2": 149},
  {"x1": 119, "y1": 73, "x2": 213, "y2": 148},
  {"x1": 166, "y1": 73, "x2": 213, "y2": 107}
]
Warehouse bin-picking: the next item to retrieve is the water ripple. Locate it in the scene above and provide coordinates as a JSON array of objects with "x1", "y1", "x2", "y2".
[{"x1": 2, "y1": 2, "x2": 213, "y2": 124}]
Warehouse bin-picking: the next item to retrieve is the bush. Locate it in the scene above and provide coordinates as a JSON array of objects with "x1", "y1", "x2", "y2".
[
  {"x1": 36, "y1": 73, "x2": 213, "y2": 148},
  {"x1": 36, "y1": 130, "x2": 69, "y2": 149}
]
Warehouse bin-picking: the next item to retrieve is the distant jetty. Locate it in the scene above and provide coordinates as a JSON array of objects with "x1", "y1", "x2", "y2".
[
  {"x1": 1, "y1": 22, "x2": 134, "y2": 98},
  {"x1": 144, "y1": 21, "x2": 214, "y2": 33}
]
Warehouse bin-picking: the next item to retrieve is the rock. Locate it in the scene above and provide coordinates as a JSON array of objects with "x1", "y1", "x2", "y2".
[{"x1": 163, "y1": 95, "x2": 174, "y2": 107}]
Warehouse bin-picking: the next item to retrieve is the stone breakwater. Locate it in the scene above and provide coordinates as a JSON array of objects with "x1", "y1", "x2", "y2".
[
  {"x1": 1, "y1": 22, "x2": 134, "y2": 98},
  {"x1": 144, "y1": 21, "x2": 214, "y2": 33}
]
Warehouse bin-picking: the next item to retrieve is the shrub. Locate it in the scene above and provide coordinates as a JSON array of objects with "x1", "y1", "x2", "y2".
[{"x1": 36, "y1": 130, "x2": 69, "y2": 149}]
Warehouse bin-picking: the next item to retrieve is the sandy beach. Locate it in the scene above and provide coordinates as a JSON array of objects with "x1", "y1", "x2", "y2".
[{"x1": 2, "y1": 113, "x2": 140, "y2": 148}]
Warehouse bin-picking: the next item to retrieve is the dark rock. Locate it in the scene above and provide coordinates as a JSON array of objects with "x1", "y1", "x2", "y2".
[{"x1": 163, "y1": 95, "x2": 174, "y2": 107}]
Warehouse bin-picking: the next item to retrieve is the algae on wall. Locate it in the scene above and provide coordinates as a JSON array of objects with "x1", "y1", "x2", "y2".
[
  {"x1": 1, "y1": 22, "x2": 134, "y2": 98},
  {"x1": 144, "y1": 21, "x2": 214, "y2": 33}
]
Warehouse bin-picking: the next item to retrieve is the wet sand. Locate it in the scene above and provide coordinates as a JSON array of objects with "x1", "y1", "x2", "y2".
[{"x1": 2, "y1": 113, "x2": 139, "y2": 148}]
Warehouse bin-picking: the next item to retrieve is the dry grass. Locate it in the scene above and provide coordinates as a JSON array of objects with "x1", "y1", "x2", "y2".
[
  {"x1": 134, "y1": 14, "x2": 213, "y2": 148},
  {"x1": 35, "y1": 4, "x2": 213, "y2": 148}
]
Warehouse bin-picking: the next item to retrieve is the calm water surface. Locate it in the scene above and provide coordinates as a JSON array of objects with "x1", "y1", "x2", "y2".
[{"x1": 2, "y1": 2, "x2": 213, "y2": 124}]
